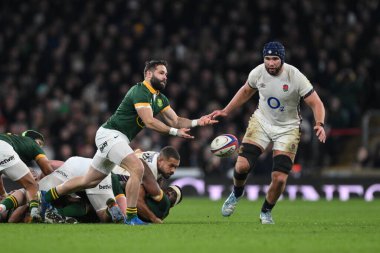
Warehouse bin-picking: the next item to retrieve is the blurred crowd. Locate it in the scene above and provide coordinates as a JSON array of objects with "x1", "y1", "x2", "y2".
[{"x1": 1, "y1": 0, "x2": 379, "y2": 177}]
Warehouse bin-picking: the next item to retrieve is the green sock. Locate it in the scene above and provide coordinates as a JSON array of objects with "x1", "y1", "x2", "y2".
[
  {"x1": 44, "y1": 187, "x2": 60, "y2": 203},
  {"x1": 28, "y1": 200, "x2": 39, "y2": 211},
  {"x1": 126, "y1": 207, "x2": 137, "y2": 220},
  {"x1": 57, "y1": 202, "x2": 88, "y2": 217},
  {"x1": 1, "y1": 195, "x2": 19, "y2": 210}
]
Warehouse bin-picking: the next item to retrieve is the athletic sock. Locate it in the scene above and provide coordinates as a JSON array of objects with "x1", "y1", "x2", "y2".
[
  {"x1": 1, "y1": 195, "x2": 19, "y2": 210},
  {"x1": 28, "y1": 200, "x2": 39, "y2": 211},
  {"x1": 44, "y1": 187, "x2": 60, "y2": 203},
  {"x1": 126, "y1": 207, "x2": 137, "y2": 220},
  {"x1": 261, "y1": 198, "x2": 275, "y2": 213},
  {"x1": 233, "y1": 186, "x2": 245, "y2": 198}
]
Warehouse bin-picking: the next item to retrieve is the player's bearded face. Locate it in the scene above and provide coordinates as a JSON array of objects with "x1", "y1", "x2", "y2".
[
  {"x1": 264, "y1": 56, "x2": 282, "y2": 76},
  {"x1": 150, "y1": 74, "x2": 166, "y2": 90}
]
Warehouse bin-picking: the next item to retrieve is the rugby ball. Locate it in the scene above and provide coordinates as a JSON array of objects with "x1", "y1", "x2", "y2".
[{"x1": 210, "y1": 134, "x2": 239, "y2": 157}]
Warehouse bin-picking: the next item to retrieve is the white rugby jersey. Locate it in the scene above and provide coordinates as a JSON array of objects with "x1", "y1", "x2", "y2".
[
  {"x1": 52, "y1": 156, "x2": 112, "y2": 192},
  {"x1": 247, "y1": 63, "x2": 313, "y2": 126},
  {"x1": 112, "y1": 151, "x2": 161, "y2": 180},
  {"x1": 53, "y1": 156, "x2": 92, "y2": 180}
]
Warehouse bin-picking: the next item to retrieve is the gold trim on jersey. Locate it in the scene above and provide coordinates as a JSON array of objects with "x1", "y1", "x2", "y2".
[
  {"x1": 115, "y1": 194, "x2": 125, "y2": 200},
  {"x1": 134, "y1": 102, "x2": 151, "y2": 108},
  {"x1": 35, "y1": 154, "x2": 46, "y2": 161},
  {"x1": 160, "y1": 105, "x2": 171, "y2": 113},
  {"x1": 143, "y1": 80, "x2": 159, "y2": 94}
]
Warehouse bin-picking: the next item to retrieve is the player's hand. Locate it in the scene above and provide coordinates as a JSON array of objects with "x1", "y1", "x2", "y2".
[
  {"x1": 314, "y1": 125, "x2": 326, "y2": 143},
  {"x1": 208, "y1": 109, "x2": 228, "y2": 119},
  {"x1": 177, "y1": 128, "x2": 194, "y2": 139},
  {"x1": 198, "y1": 115, "x2": 218, "y2": 126}
]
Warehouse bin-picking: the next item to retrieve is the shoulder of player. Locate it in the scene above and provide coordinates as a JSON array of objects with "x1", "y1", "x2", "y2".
[
  {"x1": 129, "y1": 82, "x2": 149, "y2": 94},
  {"x1": 283, "y1": 63, "x2": 302, "y2": 75}
]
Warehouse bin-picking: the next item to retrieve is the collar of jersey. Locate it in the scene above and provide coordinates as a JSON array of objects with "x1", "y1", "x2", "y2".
[{"x1": 143, "y1": 80, "x2": 159, "y2": 94}]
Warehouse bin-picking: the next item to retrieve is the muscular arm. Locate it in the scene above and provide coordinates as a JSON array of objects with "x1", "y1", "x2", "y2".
[
  {"x1": 304, "y1": 91, "x2": 326, "y2": 143},
  {"x1": 141, "y1": 159, "x2": 162, "y2": 198},
  {"x1": 137, "y1": 107, "x2": 173, "y2": 134},
  {"x1": 36, "y1": 156, "x2": 54, "y2": 176},
  {"x1": 223, "y1": 82, "x2": 257, "y2": 114},
  {"x1": 137, "y1": 107, "x2": 194, "y2": 138},
  {"x1": 160, "y1": 108, "x2": 191, "y2": 128},
  {"x1": 136, "y1": 186, "x2": 163, "y2": 224},
  {"x1": 303, "y1": 91, "x2": 325, "y2": 125}
]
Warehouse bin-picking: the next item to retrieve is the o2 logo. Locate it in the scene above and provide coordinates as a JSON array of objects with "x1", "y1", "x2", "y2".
[{"x1": 267, "y1": 97, "x2": 285, "y2": 112}]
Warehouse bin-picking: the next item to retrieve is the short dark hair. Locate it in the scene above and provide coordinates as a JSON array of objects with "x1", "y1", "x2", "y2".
[
  {"x1": 160, "y1": 146, "x2": 180, "y2": 161},
  {"x1": 22, "y1": 130, "x2": 45, "y2": 143},
  {"x1": 144, "y1": 60, "x2": 168, "y2": 77}
]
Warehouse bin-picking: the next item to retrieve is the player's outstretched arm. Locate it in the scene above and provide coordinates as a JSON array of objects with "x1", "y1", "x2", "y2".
[
  {"x1": 137, "y1": 107, "x2": 194, "y2": 139},
  {"x1": 304, "y1": 91, "x2": 326, "y2": 143},
  {"x1": 161, "y1": 107, "x2": 218, "y2": 128},
  {"x1": 208, "y1": 81, "x2": 257, "y2": 119}
]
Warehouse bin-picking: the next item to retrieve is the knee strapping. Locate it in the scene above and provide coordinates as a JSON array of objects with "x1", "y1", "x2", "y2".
[
  {"x1": 238, "y1": 143, "x2": 262, "y2": 169},
  {"x1": 273, "y1": 155, "x2": 293, "y2": 174}
]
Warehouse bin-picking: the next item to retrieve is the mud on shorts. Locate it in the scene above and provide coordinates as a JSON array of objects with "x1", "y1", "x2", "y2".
[{"x1": 243, "y1": 114, "x2": 301, "y2": 154}]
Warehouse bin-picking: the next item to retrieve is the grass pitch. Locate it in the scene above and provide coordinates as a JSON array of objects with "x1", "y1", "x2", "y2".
[{"x1": 1, "y1": 198, "x2": 379, "y2": 253}]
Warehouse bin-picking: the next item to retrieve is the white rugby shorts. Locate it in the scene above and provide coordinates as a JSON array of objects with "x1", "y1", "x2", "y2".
[
  {"x1": 243, "y1": 114, "x2": 301, "y2": 154},
  {"x1": 92, "y1": 127, "x2": 134, "y2": 174},
  {"x1": 0, "y1": 140, "x2": 30, "y2": 181}
]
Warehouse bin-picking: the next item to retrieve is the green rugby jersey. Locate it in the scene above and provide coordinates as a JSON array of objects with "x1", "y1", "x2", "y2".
[
  {"x1": 102, "y1": 81, "x2": 170, "y2": 140},
  {"x1": 144, "y1": 194, "x2": 171, "y2": 220},
  {"x1": 0, "y1": 133, "x2": 46, "y2": 163}
]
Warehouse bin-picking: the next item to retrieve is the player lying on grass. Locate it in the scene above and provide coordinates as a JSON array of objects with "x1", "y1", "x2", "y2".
[
  {"x1": 42, "y1": 146, "x2": 180, "y2": 223},
  {"x1": 0, "y1": 157, "x2": 127, "y2": 223},
  {"x1": 137, "y1": 184, "x2": 182, "y2": 224},
  {"x1": 38, "y1": 156, "x2": 127, "y2": 223}
]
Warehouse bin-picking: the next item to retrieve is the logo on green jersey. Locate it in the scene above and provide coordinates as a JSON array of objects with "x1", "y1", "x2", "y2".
[
  {"x1": 157, "y1": 99, "x2": 163, "y2": 107},
  {"x1": 136, "y1": 116, "x2": 145, "y2": 128}
]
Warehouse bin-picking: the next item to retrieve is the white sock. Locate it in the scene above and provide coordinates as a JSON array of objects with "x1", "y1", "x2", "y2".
[{"x1": 0, "y1": 203, "x2": 6, "y2": 213}]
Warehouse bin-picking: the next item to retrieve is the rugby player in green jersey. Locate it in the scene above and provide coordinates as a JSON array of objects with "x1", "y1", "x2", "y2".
[
  {"x1": 42, "y1": 60, "x2": 217, "y2": 225},
  {"x1": 137, "y1": 185, "x2": 182, "y2": 224},
  {"x1": 0, "y1": 130, "x2": 54, "y2": 222}
]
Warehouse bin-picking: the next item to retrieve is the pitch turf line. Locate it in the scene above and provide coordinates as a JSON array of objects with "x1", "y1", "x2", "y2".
[{"x1": 0, "y1": 198, "x2": 379, "y2": 253}]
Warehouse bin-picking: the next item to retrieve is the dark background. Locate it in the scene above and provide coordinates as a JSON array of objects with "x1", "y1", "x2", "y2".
[{"x1": 1, "y1": 0, "x2": 380, "y2": 180}]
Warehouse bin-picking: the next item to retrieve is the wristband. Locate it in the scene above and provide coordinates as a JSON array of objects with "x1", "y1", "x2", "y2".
[
  {"x1": 151, "y1": 189, "x2": 164, "y2": 202},
  {"x1": 191, "y1": 119, "x2": 198, "y2": 127},
  {"x1": 169, "y1": 127, "x2": 178, "y2": 136}
]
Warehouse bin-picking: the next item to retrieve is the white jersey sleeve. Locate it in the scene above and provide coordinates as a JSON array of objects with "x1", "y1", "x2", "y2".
[
  {"x1": 247, "y1": 65, "x2": 262, "y2": 89},
  {"x1": 53, "y1": 156, "x2": 92, "y2": 180},
  {"x1": 140, "y1": 151, "x2": 159, "y2": 180},
  {"x1": 294, "y1": 68, "x2": 313, "y2": 97},
  {"x1": 111, "y1": 151, "x2": 160, "y2": 180}
]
